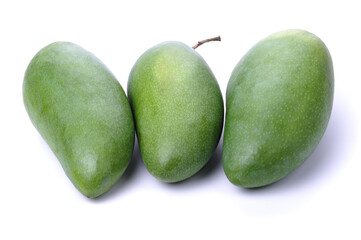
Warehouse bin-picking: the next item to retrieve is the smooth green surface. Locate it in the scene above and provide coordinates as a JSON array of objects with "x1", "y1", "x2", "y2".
[
  {"x1": 128, "y1": 42, "x2": 223, "y2": 182},
  {"x1": 223, "y1": 30, "x2": 334, "y2": 187},
  {"x1": 23, "y1": 42, "x2": 135, "y2": 198}
]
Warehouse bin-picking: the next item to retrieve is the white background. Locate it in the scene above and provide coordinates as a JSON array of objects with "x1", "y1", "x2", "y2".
[{"x1": 0, "y1": 0, "x2": 360, "y2": 239}]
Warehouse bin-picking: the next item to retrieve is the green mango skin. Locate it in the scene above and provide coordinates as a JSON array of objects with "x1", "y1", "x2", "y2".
[
  {"x1": 128, "y1": 42, "x2": 224, "y2": 182},
  {"x1": 223, "y1": 30, "x2": 334, "y2": 188},
  {"x1": 23, "y1": 42, "x2": 135, "y2": 198}
]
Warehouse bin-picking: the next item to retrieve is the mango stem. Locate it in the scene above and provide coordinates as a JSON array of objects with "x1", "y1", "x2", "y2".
[{"x1": 192, "y1": 36, "x2": 221, "y2": 49}]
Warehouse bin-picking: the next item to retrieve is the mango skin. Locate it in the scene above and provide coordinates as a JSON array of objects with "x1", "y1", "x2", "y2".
[
  {"x1": 128, "y1": 42, "x2": 224, "y2": 182},
  {"x1": 223, "y1": 30, "x2": 334, "y2": 188},
  {"x1": 23, "y1": 42, "x2": 135, "y2": 198}
]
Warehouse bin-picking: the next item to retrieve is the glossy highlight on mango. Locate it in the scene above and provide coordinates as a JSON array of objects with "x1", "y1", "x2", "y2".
[{"x1": 223, "y1": 30, "x2": 334, "y2": 187}]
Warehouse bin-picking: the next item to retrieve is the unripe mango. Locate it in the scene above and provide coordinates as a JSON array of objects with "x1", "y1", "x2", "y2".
[
  {"x1": 128, "y1": 41, "x2": 224, "y2": 182},
  {"x1": 23, "y1": 42, "x2": 135, "y2": 198},
  {"x1": 223, "y1": 30, "x2": 334, "y2": 187}
]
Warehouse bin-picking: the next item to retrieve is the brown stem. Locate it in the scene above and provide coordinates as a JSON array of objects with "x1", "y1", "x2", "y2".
[{"x1": 192, "y1": 36, "x2": 221, "y2": 49}]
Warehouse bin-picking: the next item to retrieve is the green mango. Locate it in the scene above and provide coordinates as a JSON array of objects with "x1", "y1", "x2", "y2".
[
  {"x1": 128, "y1": 42, "x2": 224, "y2": 182},
  {"x1": 23, "y1": 42, "x2": 135, "y2": 198},
  {"x1": 223, "y1": 30, "x2": 334, "y2": 188}
]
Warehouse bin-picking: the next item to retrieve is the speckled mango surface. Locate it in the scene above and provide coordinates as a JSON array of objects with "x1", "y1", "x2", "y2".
[
  {"x1": 23, "y1": 42, "x2": 135, "y2": 198},
  {"x1": 128, "y1": 42, "x2": 224, "y2": 182},
  {"x1": 223, "y1": 30, "x2": 334, "y2": 187}
]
